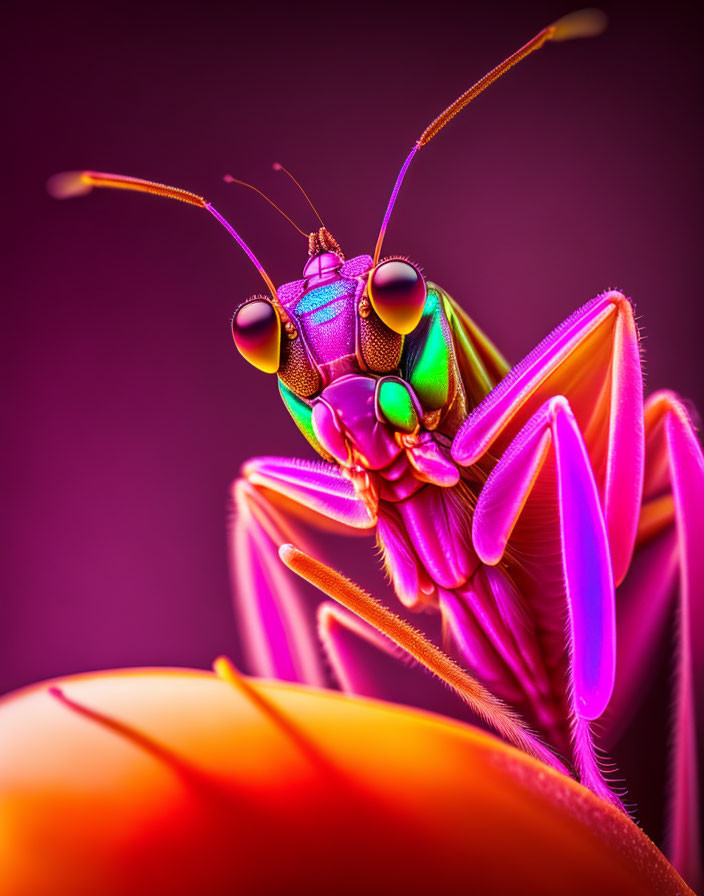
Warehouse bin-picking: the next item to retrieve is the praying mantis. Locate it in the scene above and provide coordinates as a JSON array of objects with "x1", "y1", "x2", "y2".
[{"x1": 49, "y1": 9, "x2": 703, "y2": 889}]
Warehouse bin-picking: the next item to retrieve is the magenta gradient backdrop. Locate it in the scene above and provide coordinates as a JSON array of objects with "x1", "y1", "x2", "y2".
[{"x1": 2, "y1": 0, "x2": 703, "y2": 837}]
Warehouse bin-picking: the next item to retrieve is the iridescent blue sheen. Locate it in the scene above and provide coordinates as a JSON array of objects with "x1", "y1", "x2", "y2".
[
  {"x1": 295, "y1": 282, "x2": 348, "y2": 320},
  {"x1": 310, "y1": 305, "x2": 343, "y2": 325},
  {"x1": 292, "y1": 279, "x2": 357, "y2": 366}
]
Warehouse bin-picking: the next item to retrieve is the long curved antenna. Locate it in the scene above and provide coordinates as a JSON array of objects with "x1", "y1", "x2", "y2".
[
  {"x1": 372, "y1": 8, "x2": 607, "y2": 265},
  {"x1": 273, "y1": 163, "x2": 326, "y2": 229},
  {"x1": 47, "y1": 170, "x2": 279, "y2": 298},
  {"x1": 224, "y1": 174, "x2": 308, "y2": 238}
]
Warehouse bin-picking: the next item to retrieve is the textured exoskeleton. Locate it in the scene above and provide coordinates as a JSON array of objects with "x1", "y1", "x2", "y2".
[
  {"x1": 231, "y1": 253, "x2": 702, "y2": 888},
  {"x1": 52, "y1": 10, "x2": 702, "y2": 890}
]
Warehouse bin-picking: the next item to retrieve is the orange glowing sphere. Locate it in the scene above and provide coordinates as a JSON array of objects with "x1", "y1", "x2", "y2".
[{"x1": 0, "y1": 667, "x2": 689, "y2": 895}]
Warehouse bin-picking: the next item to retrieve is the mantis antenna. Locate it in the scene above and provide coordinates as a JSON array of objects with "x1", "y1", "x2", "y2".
[
  {"x1": 372, "y1": 8, "x2": 608, "y2": 265},
  {"x1": 47, "y1": 169, "x2": 280, "y2": 299},
  {"x1": 273, "y1": 163, "x2": 326, "y2": 230},
  {"x1": 224, "y1": 174, "x2": 309, "y2": 238}
]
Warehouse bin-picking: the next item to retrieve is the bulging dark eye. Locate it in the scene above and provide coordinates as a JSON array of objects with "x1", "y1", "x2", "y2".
[
  {"x1": 232, "y1": 298, "x2": 281, "y2": 373},
  {"x1": 368, "y1": 259, "x2": 427, "y2": 335}
]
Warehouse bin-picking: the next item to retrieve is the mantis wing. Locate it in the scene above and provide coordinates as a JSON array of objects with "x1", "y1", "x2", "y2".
[
  {"x1": 441, "y1": 288, "x2": 511, "y2": 406},
  {"x1": 230, "y1": 456, "x2": 375, "y2": 686},
  {"x1": 468, "y1": 395, "x2": 620, "y2": 806},
  {"x1": 606, "y1": 392, "x2": 703, "y2": 889}
]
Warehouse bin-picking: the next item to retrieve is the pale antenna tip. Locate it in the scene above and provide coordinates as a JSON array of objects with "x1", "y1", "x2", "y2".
[
  {"x1": 550, "y1": 8, "x2": 607, "y2": 41},
  {"x1": 46, "y1": 171, "x2": 93, "y2": 200},
  {"x1": 278, "y1": 543, "x2": 296, "y2": 563},
  {"x1": 223, "y1": 174, "x2": 235, "y2": 182},
  {"x1": 272, "y1": 162, "x2": 283, "y2": 172}
]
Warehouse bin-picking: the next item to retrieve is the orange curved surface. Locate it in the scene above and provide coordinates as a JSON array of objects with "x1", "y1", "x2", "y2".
[{"x1": 0, "y1": 667, "x2": 691, "y2": 896}]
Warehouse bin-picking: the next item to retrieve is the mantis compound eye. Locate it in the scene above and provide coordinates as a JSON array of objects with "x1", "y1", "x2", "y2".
[
  {"x1": 368, "y1": 259, "x2": 427, "y2": 335},
  {"x1": 232, "y1": 298, "x2": 281, "y2": 373}
]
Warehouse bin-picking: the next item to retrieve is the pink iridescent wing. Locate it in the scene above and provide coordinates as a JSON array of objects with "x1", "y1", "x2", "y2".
[
  {"x1": 471, "y1": 396, "x2": 616, "y2": 720},
  {"x1": 464, "y1": 395, "x2": 619, "y2": 805},
  {"x1": 450, "y1": 292, "x2": 644, "y2": 804},
  {"x1": 606, "y1": 391, "x2": 703, "y2": 889},
  {"x1": 230, "y1": 456, "x2": 375, "y2": 685},
  {"x1": 442, "y1": 290, "x2": 511, "y2": 406}
]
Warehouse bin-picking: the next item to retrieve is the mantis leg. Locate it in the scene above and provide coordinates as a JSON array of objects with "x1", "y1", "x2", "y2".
[
  {"x1": 452, "y1": 290, "x2": 643, "y2": 586},
  {"x1": 317, "y1": 600, "x2": 479, "y2": 722},
  {"x1": 467, "y1": 395, "x2": 620, "y2": 806},
  {"x1": 230, "y1": 456, "x2": 375, "y2": 686},
  {"x1": 316, "y1": 602, "x2": 407, "y2": 697},
  {"x1": 606, "y1": 391, "x2": 703, "y2": 889}
]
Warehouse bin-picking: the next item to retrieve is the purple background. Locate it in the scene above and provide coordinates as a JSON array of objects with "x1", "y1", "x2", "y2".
[{"x1": 3, "y1": 0, "x2": 703, "y2": 840}]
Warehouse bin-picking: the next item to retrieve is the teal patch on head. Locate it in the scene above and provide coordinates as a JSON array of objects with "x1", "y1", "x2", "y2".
[
  {"x1": 377, "y1": 380, "x2": 418, "y2": 433},
  {"x1": 295, "y1": 281, "x2": 348, "y2": 315},
  {"x1": 310, "y1": 305, "x2": 342, "y2": 325},
  {"x1": 278, "y1": 380, "x2": 332, "y2": 461},
  {"x1": 405, "y1": 287, "x2": 450, "y2": 410},
  {"x1": 295, "y1": 281, "x2": 349, "y2": 329}
]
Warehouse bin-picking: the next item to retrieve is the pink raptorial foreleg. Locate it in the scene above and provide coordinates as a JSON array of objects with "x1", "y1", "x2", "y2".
[
  {"x1": 469, "y1": 395, "x2": 620, "y2": 807},
  {"x1": 606, "y1": 391, "x2": 703, "y2": 890},
  {"x1": 230, "y1": 456, "x2": 375, "y2": 686},
  {"x1": 452, "y1": 291, "x2": 644, "y2": 586}
]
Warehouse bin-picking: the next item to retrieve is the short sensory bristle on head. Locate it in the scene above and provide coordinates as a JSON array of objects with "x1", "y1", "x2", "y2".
[
  {"x1": 308, "y1": 227, "x2": 343, "y2": 260},
  {"x1": 224, "y1": 174, "x2": 308, "y2": 238},
  {"x1": 273, "y1": 163, "x2": 326, "y2": 230}
]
